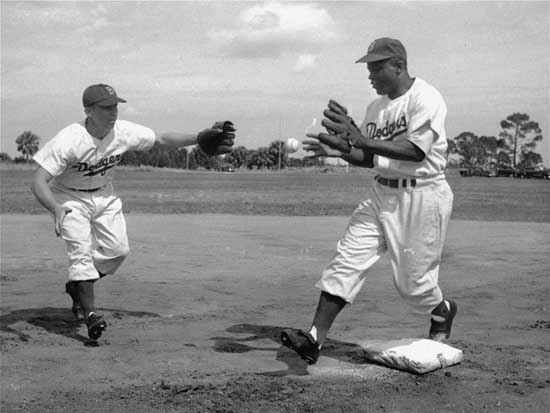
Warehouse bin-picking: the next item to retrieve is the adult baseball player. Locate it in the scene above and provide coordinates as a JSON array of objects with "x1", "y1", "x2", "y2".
[
  {"x1": 31, "y1": 84, "x2": 235, "y2": 340},
  {"x1": 281, "y1": 38, "x2": 457, "y2": 364}
]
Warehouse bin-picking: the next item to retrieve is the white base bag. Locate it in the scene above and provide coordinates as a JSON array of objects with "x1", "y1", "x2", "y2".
[{"x1": 359, "y1": 338, "x2": 464, "y2": 374}]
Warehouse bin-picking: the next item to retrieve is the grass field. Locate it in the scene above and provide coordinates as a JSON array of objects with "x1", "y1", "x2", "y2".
[{"x1": 1, "y1": 167, "x2": 549, "y2": 221}]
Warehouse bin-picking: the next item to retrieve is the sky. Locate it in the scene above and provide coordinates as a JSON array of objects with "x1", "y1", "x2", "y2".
[{"x1": 1, "y1": 0, "x2": 549, "y2": 164}]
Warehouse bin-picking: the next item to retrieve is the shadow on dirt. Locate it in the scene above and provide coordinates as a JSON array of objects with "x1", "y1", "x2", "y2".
[
  {"x1": 0, "y1": 307, "x2": 159, "y2": 346},
  {"x1": 211, "y1": 323, "x2": 370, "y2": 376}
]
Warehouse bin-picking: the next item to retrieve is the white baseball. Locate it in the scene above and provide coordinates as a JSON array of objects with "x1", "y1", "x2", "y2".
[{"x1": 284, "y1": 138, "x2": 300, "y2": 153}]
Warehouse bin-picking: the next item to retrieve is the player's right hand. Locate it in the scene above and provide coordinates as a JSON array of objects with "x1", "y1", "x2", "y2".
[
  {"x1": 303, "y1": 134, "x2": 343, "y2": 158},
  {"x1": 53, "y1": 205, "x2": 72, "y2": 237}
]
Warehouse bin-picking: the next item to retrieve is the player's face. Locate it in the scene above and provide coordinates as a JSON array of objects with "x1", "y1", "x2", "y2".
[
  {"x1": 367, "y1": 60, "x2": 400, "y2": 97},
  {"x1": 88, "y1": 104, "x2": 119, "y2": 130}
]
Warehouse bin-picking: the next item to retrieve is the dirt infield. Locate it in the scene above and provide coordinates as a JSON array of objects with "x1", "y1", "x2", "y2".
[{"x1": 1, "y1": 214, "x2": 549, "y2": 412}]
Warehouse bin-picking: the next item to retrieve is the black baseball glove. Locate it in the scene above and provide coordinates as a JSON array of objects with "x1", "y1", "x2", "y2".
[
  {"x1": 317, "y1": 100, "x2": 364, "y2": 153},
  {"x1": 197, "y1": 121, "x2": 236, "y2": 156}
]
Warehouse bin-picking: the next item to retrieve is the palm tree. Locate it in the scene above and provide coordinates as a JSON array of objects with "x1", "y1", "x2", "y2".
[
  {"x1": 500, "y1": 113, "x2": 542, "y2": 168},
  {"x1": 15, "y1": 131, "x2": 40, "y2": 161}
]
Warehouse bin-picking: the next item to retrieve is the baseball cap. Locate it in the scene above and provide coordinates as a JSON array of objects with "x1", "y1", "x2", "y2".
[
  {"x1": 355, "y1": 38, "x2": 407, "y2": 63},
  {"x1": 82, "y1": 84, "x2": 126, "y2": 107}
]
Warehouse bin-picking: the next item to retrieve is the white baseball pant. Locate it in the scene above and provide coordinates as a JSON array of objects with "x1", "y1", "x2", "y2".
[
  {"x1": 316, "y1": 175, "x2": 453, "y2": 314},
  {"x1": 54, "y1": 184, "x2": 130, "y2": 281}
]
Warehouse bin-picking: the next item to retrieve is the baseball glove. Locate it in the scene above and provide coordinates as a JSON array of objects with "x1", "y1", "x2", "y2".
[
  {"x1": 197, "y1": 121, "x2": 236, "y2": 156},
  {"x1": 317, "y1": 100, "x2": 364, "y2": 153}
]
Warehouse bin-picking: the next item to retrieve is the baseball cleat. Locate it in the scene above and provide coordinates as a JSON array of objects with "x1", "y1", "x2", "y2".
[
  {"x1": 429, "y1": 299, "x2": 457, "y2": 341},
  {"x1": 280, "y1": 329, "x2": 320, "y2": 365},
  {"x1": 86, "y1": 313, "x2": 107, "y2": 340},
  {"x1": 65, "y1": 281, "x2": 85, "y2": 322}
]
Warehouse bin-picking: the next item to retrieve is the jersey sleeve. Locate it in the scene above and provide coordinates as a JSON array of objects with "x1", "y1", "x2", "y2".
[
  {"x1": 407, "y1": 87, "x2": 447, "y2": 142},
  {"x1": 407, "y1": 124, "x2": 435, "y2": 154},
  {"x1": 32, "y1": 132, "x2": 74, "y2": 177},
  {"x1": 117, "y1": 120, "x2": 157, "y2": 152}
]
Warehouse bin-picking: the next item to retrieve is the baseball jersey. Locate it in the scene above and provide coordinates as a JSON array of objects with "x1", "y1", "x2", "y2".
[
  {"x1": 33, "y1": 120, "x2": 156, "y2": 190},
  {"x1": 359, "y1": 77, "x2": 448, "y2": 178}
]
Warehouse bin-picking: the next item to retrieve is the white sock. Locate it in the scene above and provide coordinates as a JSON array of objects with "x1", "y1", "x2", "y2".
[
  {"x1": 308, "y1": 326, "x2": 322, "y2": 349},
  {"x1": 308, "y1": 326, "x2": 318, "y2": 342}
]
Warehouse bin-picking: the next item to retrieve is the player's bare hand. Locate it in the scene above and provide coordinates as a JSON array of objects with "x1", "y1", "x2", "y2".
[
  {"x1": 304, "y1": 134, "x2": 342, "y2": 158},
  {"x1": 53, "y1": 205, "x2": 72, "y2": 237}
]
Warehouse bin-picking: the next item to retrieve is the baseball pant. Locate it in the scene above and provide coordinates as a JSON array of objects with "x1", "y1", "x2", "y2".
[
  {"x1": 55, "y1": 185, "x2": 130, "y2": 281},
  {"x1": 316, "y1": 175, "x2": 453, "y2": 314}
]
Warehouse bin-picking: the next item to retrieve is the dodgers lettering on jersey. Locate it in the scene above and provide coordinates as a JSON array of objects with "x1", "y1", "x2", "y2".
[
  {"x1": 72, "y1": 154, "x2": 123, "y2": 177},
  {"x1": 359, "y1": 78, "x2": 448, "y2": 178},
  {"x1": 33, "y1": 120, "x2": 156, "y2": 190},
  {"x1": 364, "y1": 114, "x2": 408, "y2": 141}
]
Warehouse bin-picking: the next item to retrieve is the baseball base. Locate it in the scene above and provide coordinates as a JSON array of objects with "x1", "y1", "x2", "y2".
[{"x1": 358, "y1": 338, "x2": 464, "y2": 374}]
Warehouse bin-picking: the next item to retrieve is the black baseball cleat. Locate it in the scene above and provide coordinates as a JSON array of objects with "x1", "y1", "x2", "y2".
[
  {"x1": 429, "y1": 299, "x2": 457, "y2": 341},
  {"x1": 280, "y1": 329, "x2": 320, "y2": 365},
  {"x1": 65, "y1": 281, "x2": 85, "y2": 322},
  {"x1": 86, "y1": 313, "x2": 107, "y2": 340}
]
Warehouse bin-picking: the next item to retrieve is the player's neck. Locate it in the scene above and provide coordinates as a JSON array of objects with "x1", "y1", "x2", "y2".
[
  {"x1": 388, "y1": 76, "x2": 415, "y2": 100},
  {"x1": 85, "y1": 118, "x2": 111, "y2": 140}
]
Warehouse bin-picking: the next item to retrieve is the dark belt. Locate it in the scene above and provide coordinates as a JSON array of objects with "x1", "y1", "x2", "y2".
[
  {"x1": 375, "y1": 176, "x2": 416, "y2": 188},
  {"x1": 69, "y1": 187, "x2": 103, "y2": 193}
]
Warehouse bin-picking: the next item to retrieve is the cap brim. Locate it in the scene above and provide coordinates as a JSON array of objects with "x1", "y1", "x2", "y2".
[
  {"x1": 95, "y1": 96, "x2": 126, "y2": 106},
  {"x1": 355, "y1": 54, "x2": 392, "y2": 64}
]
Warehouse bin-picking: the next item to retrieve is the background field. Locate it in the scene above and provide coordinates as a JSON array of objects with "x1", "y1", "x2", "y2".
[
  {"x1": 2, "y1": 167, "x2": 550, "y2": 222},
  {"x1": 1, "y1": 168, "x2": 549, "y2": 412}
]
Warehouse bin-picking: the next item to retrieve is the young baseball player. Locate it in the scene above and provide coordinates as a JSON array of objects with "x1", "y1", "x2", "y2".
[
  {"x1": 31, "y1": 83, "x2": 235, "y2": 340},
  {"x1": 281, "y1": 38, "x2": 457, "y2": 364}
]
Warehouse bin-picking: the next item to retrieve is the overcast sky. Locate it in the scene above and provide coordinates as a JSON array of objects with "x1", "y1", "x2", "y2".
[{"x1": 1, "y1": 1, "x2": 549, "y2": 164}]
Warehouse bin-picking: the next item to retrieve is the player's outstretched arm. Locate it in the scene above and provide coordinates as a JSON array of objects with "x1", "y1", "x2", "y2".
[
  {"x1": 155, "y1": 121, "x2": 235, "y2": 156},
  {"x1": 31, "y1": 167, "x2": 72, "y2": 237},
  {"x1": 156, "y1": 132, "x2": 199, "y2": 148}
]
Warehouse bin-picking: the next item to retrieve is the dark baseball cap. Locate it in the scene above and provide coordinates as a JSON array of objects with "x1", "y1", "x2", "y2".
[
  {"x1": 355, "y1": 38, "x2": 407, "y2": 63},
  {"x1": 82, "y1": 84, "x2": 126, "y2": 107}
]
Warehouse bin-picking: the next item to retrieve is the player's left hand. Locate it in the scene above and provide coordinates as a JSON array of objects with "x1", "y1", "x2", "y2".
[
  {"x1": 197, "y1": 121, "x2": 236, "y2": 156},
  {"x1": 318, "y1": 100, "x2": 364, "y2": 153},
  {"x1": 303, "y1": 134, "x2": 343, "y2": 158}
]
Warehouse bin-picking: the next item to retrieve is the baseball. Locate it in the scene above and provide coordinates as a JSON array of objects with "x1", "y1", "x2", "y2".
[{"x1": 284, "y1": 138, "x2": 300, "y2": 153}]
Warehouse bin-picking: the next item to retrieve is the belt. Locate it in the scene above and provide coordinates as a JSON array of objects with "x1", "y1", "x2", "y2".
[
  {"x1": 69, "y1": 187, "x2": 103, "y2": 193},
  {"x1": 375, "y1": 175, "x2": 416, "y2": 188}
]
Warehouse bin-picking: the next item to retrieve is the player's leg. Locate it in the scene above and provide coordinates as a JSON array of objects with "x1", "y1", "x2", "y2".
[
  {"x1": 65, "y1": 280, "x2": 84, "y2": 321},
  {"x1": 427, "y1": 180, "x2": 456, "y2": 340},
  {"x1": 281, "y1": 194, "x2": 386, "y2": 364},
  {"x1": 59, "y1": 199, "x2": 106, "y2": 338},
  {"x1": 383, "y1": 179, "x2": 455, "y2": 340},
  {"x1": 91, "y1": 196, "x2": 130, "y2": 278}
]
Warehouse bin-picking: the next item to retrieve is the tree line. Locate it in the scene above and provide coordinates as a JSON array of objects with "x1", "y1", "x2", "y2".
[
  {"x1": 3, "y1": 113, "x2": 544, "y2": 171},
  {"x1": 447, "y1": 113, "x2": 543, "y2": 170}
]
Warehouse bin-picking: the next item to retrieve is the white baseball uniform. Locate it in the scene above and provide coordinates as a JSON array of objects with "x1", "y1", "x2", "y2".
[
  {"x1": 33, "y1": 120, "x2": 156, "y2": 281},
  {"x1": 316, "y1": 78, "x2": 453, "y2": 314}
]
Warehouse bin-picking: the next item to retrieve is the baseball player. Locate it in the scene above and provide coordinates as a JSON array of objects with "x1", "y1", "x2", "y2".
[
  {"x1": 31, "y1": 83, "x2": 235, "y2": 340},
  {"x1": 280, "y1": 38, "x2": 457, "y2": 364}
]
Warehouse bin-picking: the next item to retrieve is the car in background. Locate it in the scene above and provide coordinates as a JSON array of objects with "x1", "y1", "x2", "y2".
[
  {"x1": 515, "y1": 166, "x2": 550, "y2": 179},
  {"x1": 459, "y1": 167, "x2": 496, "y2": 177},
  {"x1": 215, "y1": 163, "x2": 235, "y2": 172},
  {"x1": 495, "y1": 166, "x2": 517, "y2": 177}
]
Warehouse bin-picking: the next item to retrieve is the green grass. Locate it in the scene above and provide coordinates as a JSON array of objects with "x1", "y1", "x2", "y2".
[{"x1": 1, "y1": 167, "x2": 549, "y2": 221}]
